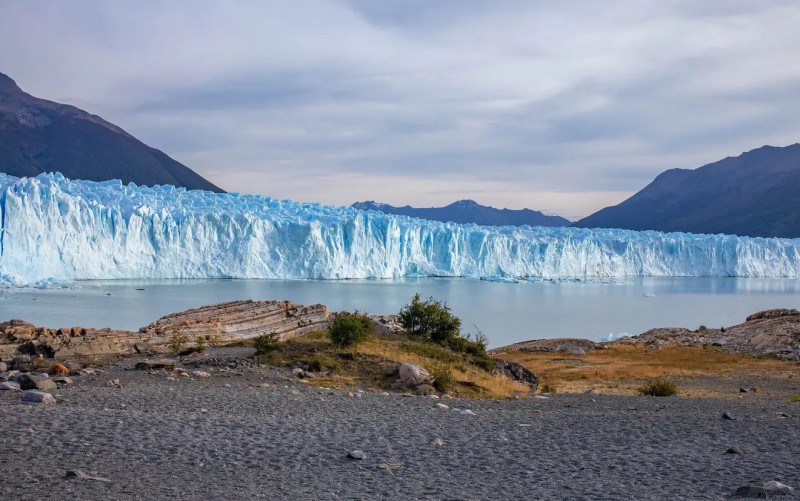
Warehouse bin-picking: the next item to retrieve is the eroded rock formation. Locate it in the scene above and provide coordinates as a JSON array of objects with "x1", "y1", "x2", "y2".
[{"x1": 0, "y1": 300, "x2": 331, "y2": 361}]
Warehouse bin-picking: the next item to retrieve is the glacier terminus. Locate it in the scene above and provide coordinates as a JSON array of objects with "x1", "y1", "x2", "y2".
[{"x1": 1, "y1": 173, "x2": 800, "y2": 286}]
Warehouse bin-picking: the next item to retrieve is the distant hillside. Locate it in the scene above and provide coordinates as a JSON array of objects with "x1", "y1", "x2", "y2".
[
  {"x1": 352, "y1": 199, "x2": 570, "y2": 227},
  {"x1": 0, "y1": 72, "x2": 222, "y2": 192},
  {"x1": 574, "y1": 144, "x2": 800, "y2": 238}
]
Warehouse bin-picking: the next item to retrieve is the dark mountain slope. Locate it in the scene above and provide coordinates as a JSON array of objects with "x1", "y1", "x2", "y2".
[
  {"x1": 0, "y1": 72, "x2": 222, "y2": 192},
  {"x1": 352, "y1": 199, "x2": 570, "y2": 227},
  {"x1": 574, "y1": 144, "x2": 800, "y2": 238}
]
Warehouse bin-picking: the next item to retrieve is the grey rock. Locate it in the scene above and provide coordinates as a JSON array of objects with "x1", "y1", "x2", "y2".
[
  {"x1": 135, "y1": 359, "x2": 175, "y2": 370},
  {"x1": 763, "y1": 480, "x2": 794, "y2": 494},
  {"x1": 722, "y1": 411, "x2": 736, "y2": 420},
  {"x1": 726, "y1": 447, "x2": 744, "y2": 455},
  {"x1": 398, "y1": 363, "x2": 433, "y2": 386},
  {"x1": 732, "y1": 485, "x2": 767, "y2": 498},
  {"x1": 415, "y1": 384, "x2": 436, "y2": 396},
  {"x1": 739, "y1": 386, "x2": 756, "y2": 393},
  {"x1": 17, "y1": 373, "x2": 57, "y2": 391},
  {"x1": 21, "y1": 390, "x2": 56, "y2": 405},
  {"x1": 460, "y1": 409, "x2": 476, "y2": 416},
  {"x1": 493, "y1": 359, "x2": 538, "y2": 389},
  {"x1": 0, "y1": 361, "x2": 6, "y2": 372},
  {"x1": 53, "y1": 377, "x2": 74, "y2": 385},
  {"x1": 0, "y1": 381, "x2": 21, "y2": 391},
  {"x1": 348, "y1": 450, "x2": 366, "y2": 460}
]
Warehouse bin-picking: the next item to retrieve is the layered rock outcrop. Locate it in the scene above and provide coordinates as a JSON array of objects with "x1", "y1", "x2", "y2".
[
  {"x1": 0, "y1": 300, "x2": 330, "y2": 361},
  {"x1": 617, "y1": 309, "x2": 800, "y2": 361}
]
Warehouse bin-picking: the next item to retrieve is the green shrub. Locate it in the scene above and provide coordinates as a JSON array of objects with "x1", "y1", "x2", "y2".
[
  {"x1": 637, "y1": 378, "x2": 677, "y2": 397},
  {"x1": 399, "y1": 293, "x2": 461, "y2": 344},
  {"x1": 253, "y1": 332, "x2": 281, "y2": 355},
  {"x1": 329, "y1": 311, "x2": 375, "y2": 347},
  {"x1": 194, "y1": 336, "x2": 207, "y2": 353},
  {"x1": 540, "y1": 383, "x2": 557, "y2": 394},
  {"x1": 429, "y1": 363, "x2": 454, "y2": 393},
  {"x1": 168, "y1": 332, "x2": 190, "y2": 353},
  {"x1": 788, "y1": 394, "x2": 800, "y2": 403}
]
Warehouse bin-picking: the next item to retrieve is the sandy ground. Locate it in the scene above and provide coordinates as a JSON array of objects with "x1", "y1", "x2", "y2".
[{"x1": 1, "y1": 351, "x2": 799, "y2": 500}]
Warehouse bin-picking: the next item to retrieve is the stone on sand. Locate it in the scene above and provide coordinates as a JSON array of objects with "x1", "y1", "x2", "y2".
[
  {"x1": 348, "y1": 450, "x2": 366, "y2": 460},
  {"x1": 398, "y1": 363, "x2": 433, "y2": 386},
  {"x1": 21, "y1": 390, "x2": 56, "y2": 405},
  {"x1": 763, "y1": 480, "x2": 794, "y2": 494},
  {"x1": 731, "y1": 485, "x2": 767, "y2": 498}
]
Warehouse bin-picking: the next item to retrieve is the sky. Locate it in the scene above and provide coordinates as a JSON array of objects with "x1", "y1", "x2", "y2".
[{"x1": 2, "y1": 1, "x2": 800, "y2": 219}]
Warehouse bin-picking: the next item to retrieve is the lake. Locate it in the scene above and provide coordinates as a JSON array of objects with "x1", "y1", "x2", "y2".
[{"x1": 2, "y1": 277, "x2": 799, "y2": 348}]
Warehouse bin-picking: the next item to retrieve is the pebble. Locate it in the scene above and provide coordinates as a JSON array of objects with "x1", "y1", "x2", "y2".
[
  {"x1": 431, "y1": 438, "x2": 444, "y2": 446},
  {"x1": 65, "y1": 469, "x2": 112, "y2": 483},
  {"x1": 21, "y1": 390, "x2": 56, "y2": 405},
  {"x1": 722, "y1": 411, "x2": 736, "y2": 420},
  {"x1": 192, "y1": 371, "x2": 211, "y2": 378},
  {"x1": 53, "y1": 377, "x2": 73, "y2": 385},
  {"x1": 377, "y1": 463, "x2": 403, "y2": 470},
  {"x1": 460, "y1": 409, "x2": 476, "y2": 416},
  {"x1": 348, "y1": 450, "x2": 366, "y2": 460},
  {"x1": 725, "y1": 447, "x2": 743, "y2": 455},
  {"x1": 435, "y1": 403, "x2": 450, "y2": 410}
]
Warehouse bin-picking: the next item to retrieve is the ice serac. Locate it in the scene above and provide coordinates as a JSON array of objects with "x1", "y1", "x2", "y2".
[{"x1": 1, "y1": 172, "x2": 800, "y2": 284}]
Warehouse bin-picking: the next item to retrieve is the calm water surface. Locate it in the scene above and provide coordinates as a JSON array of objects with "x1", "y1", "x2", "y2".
[{"x1": 2, "y1": 278, "x2": 799, "y2": 348}]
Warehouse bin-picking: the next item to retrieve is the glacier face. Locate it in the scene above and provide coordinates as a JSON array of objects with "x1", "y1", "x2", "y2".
[{"x1": 1, "y1": 172, "x2": 800, "y2": 285}]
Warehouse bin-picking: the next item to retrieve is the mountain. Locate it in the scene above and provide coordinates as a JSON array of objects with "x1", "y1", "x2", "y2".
[
  {"x1": 574, "y1": 144, "x2": 800, "y2": 238},
  {"x1": 352, "y1": 199, "x2": 570, "y2": 227},
  {"x1": 0, "y1": 72, "x2": 222, "y2": 192}
]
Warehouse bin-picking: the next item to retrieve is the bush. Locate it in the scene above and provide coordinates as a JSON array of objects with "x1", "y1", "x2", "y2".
[
  {"x1": 637, "y1": 378, "x2": 677, "y2": 397},
  {"x1": 429, "y1": 363, "x2": 454, "y2": 393},
  {"x1": 540, "y1": 383, "x2": 557, "y2": 394},
  {"x1": 168, "y1": 332, "x2": 190, "y2": 353},
  {"x1": 788, "y1": 394, "x2": 800, "y2": 403},
  {"x1": 253, "y1": 332, "x2": 281, "y2": 355},
  {"x1": 194, "y1": 336, "x2": 207, "y2": 353},
  {"x1": 329, "y1": 311, "x2": 374, "y2": 347},
  {"x1": 399, "y1": 294, "x2": 461, "y2": 345}
]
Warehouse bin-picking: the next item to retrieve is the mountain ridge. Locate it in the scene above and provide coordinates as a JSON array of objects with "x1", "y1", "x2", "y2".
[
  {"x1": 352, "y1": 199, "x2": 570, "y2": 227},
  {"x1": 0, "y1": 72, "x2": 222, "y2": 192},
  {"x1": 573, "y1": 143, "x2": 800, "y2": 238}
]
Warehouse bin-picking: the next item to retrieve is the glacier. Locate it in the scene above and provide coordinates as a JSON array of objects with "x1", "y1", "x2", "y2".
[{"x1": 2, "y1": 172, "x2": 800, "y2": 285}]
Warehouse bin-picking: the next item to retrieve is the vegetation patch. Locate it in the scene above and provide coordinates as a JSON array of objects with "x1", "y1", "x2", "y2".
[
  {"x1": 329, "y1": 311, "x2": 374, "y2": 347},
  {"x1": 637, "y1": 378, "x2": 678, "y2": 397}
]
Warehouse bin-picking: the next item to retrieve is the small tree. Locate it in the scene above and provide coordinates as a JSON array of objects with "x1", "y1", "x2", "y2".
[
  {"x1": 399, "y1": 293, "x2": 461, "y2": 345},
  {"x1": 253, "y1": 332, "x2": 281, "y2": 355},
  {"x1": 329, "y1": 311, "x2": 375, "y2": 347}
]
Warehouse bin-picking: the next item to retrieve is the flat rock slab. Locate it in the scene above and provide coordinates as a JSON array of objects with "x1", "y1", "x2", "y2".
[
  {"x1": 21, "y1": 390, "x2": 56, "y2": 404},
  {"x1": 135, "y1": 359, "x2": 176, "y2": 371}
]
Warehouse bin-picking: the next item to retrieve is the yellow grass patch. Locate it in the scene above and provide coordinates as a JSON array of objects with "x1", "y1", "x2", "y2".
[
  {"x1": 499, "y1": 344, "x2": 798, "y2": 397},
  {"x1": 257, "y1": 330, "x2": 530, "y2": 398}
]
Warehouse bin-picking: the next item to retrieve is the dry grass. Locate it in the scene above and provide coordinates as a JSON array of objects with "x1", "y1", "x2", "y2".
[
  {"x1": 256, "y1": 330, "x2": 529, "y2": 398},
  {"x1": 498, "y1": 344, "x2": 797, "y2": 397}
]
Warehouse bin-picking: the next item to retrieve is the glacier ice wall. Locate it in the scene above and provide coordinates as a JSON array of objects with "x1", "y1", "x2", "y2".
[{"x1": 1, "y1": 172, "x2": 800, "y2": 285}]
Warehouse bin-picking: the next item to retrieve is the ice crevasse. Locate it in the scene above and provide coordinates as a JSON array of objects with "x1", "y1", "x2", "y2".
[{"x1": 1, "y1": 172, "x2": 800, "y2": 285}]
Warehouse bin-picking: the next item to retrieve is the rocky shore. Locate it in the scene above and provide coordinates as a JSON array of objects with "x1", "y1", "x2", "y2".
[
  {"x1": 2, "y1": 304, "x2": 800, "y2": 499},
  {"x1": 1, "y1": 347, "x2": 798, "y2": 500}
]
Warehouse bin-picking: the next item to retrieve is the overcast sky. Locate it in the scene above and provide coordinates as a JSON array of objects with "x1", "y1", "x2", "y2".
[{"x1": 2, "y1": 1, "x2": 800, "y2": 219}]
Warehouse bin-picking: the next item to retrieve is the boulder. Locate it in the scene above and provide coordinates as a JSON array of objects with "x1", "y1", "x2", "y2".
[
  {"x1": 49, "y1": 363, "x2": 69, "y2": 375},
  {"x1": 53, "y1": 377, "x2": 74, "y2": 385},
  {"x1": 493, "y1": 359, "x2": 538, "y2": 390},
  {"x1": 21, "y1": 390, "x2": 56, "y2": 405},
  {"x1": 11, "y1": 354, "x2": 32, "y2": 371},
  {"x1": 17, "y1": 374, "x2": 57, "y2": 391},
  {"x1": 398, "y1": 363, "x2": 433, "y2": 386}
]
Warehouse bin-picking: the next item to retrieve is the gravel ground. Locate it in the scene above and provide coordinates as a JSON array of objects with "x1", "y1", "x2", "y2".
[{"x1": 1, "y1": 354, "x2": 799, "y2": 500}]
